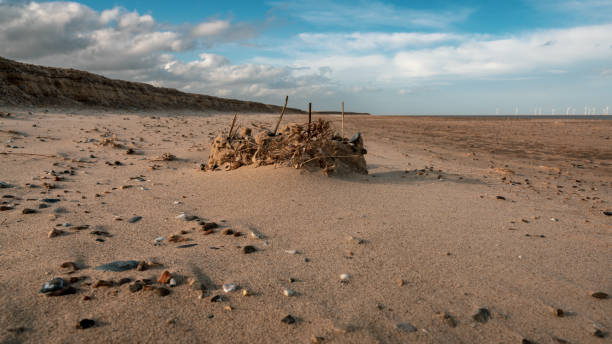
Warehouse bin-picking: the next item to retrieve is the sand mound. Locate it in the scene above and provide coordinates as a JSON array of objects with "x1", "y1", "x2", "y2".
[{"x1": 206, "y1": 119, "x2": 367, "y2": 175}]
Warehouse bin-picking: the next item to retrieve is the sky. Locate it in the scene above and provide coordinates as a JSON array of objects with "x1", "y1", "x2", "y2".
[{"x1": 0, "y1": 0, "x2": 611, "y2": 115}]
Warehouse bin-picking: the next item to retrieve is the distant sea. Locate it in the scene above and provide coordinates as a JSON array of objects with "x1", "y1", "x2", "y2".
[{"x1": 413, "y1": 115, "x2": 612, "y2": 120}]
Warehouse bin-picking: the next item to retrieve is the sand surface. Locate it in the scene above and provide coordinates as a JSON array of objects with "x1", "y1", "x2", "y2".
[{"x1": 0, "y1": 111, "x2": 610, "y2": 343}]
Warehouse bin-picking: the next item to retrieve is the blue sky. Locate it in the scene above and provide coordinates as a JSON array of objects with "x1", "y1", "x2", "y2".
[{"x1": 1, "y1": 0, "x2": 611, "y2": 114}]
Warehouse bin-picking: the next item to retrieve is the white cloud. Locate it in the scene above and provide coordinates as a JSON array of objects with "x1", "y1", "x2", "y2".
[
  {"x1": 392, "y1": 24, "x2": 612, "y2": 78},
  {"x1": 192, "y1": 20, "x2": 230, "y2": 37},
  {"x1": 269, "y1": 0, "x2": 473, "y2": 29},
  {"x1": 297, "y1": 32, "x2": 461, "y2": 52}
]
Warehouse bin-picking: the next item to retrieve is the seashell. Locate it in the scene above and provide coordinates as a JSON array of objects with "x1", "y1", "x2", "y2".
[
  {"x1": 223, "y1": 283, "x2": 237, "y2": 293},
  {"x1": 340, "y1": 273, "x2": 350, "y2": 282},
  {"x1": 283, "y1": 288, "x2": 295, "y2": 297}
]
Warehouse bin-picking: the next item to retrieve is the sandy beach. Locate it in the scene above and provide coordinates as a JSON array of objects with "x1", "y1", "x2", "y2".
[{"x1": 0, "y1": 110, "x2": 610, "y2": 343}]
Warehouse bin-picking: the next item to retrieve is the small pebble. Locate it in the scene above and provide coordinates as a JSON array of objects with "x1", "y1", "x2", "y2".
[
  {"x1": 40, "y1": 277, "x2": 65, "y2": 293},
  {"x1": 157, "y1": 270, "x2": 172, "y2": 284},
  {"x1": 395, "y1": 322, "x2": 417, "y2": 332},
  {"x1": 76, "y1": 319, "x2": 95, "y2": 329},
  {"x1": 472, "y1": 308, "x2": 491, "y2": 323},
  {"x1": 129, "y1": 282, "x2": 143, "y2": 293},
  {"x1": 128, "y1": 216, "x2": 142, "y2": 223},
  {"x1": 591, "y1": 292, "x2": 608, "y2": 299},
  {"x1": 243, "y1": 245, "x2": 257, "y2": 254},
  {"x1": 156, "y1": 287, "x2": 170, "y2": 297},
  {"x1": 94, "y1": 260, "x2": 139, "y2": 272},
  {"x1": 22, "y1": 208, "x2": 36, "y2": 214},
  {"x1": 48, "y1": 228, "x2": 64, "y2": 238},
  {"x1": 339, "y1": 273, "x2": 350, "y2": 282},
  {"x1": 223, "y1": 283, "x2": 237, "y2": 293},
  {"x1": 593, "y1": 328, "x2": 607, "y2": 338},
  {"x1": 281, "y1": 315, "x2": 296, "y2": 325}
]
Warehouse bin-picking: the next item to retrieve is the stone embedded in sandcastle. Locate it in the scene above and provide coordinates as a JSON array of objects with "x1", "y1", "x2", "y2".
[{"x1": 205, "y1": 119, "x2": 367, "y2": 175}]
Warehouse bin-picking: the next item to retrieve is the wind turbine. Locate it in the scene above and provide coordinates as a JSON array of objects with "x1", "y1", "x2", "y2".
[{"x1": 515, "y1": 106, "x2": 519, "y2": 115}]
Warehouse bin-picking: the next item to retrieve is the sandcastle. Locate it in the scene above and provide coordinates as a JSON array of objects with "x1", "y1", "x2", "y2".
[{"x1": 205, "y1": 118, "x2": 368, "y2": 175}]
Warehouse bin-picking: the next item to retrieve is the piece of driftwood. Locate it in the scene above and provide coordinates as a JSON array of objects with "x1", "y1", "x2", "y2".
[
  {"x1": 228, "y1": 113, "x2": 238, "y2": 139},
  {"x1": 272, "y1": 96, "x2": 289, "y2": 136}
]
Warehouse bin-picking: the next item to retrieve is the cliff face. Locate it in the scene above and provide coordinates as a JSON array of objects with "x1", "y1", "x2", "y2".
[{"x1": 0, "y1": 57, "x2": 302, "y2": 113}]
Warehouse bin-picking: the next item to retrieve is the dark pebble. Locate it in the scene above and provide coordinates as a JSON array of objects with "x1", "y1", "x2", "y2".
[
  {"x1": 94, "y1": 260, "x2": 139, "y2": 272},
  {"x1": 472, "y1": 308, "x2": 491, "y2": 323},
  {"x1": 281, "y1": 315, "x2": 296, "y2": 324},
  {"x1": 76, "y1": 319, "x2": 95, "y2": 329},
  {"x1": 496, "y1": 196, "x2": 506, "y2": 200},
  {"x1": 156, "y1": 287, "x2": 170, "y2": 297},
  {"x1": 242, "y1": 245, "x2": 257, "y2": 254},
  {"x1": 127, "y1": 216, "x2": 142, "y2": 223},
  {"x1": 593, "y1": 329, "x2": 607, "y2": 338},
  {"x1": 118, "y1": 278, "x2": 132, "y2": 285},
  {"x1": 40, "y1": 278, "x2": 65, "y2": 293},
  {"x1": 210, "y1": 295, "x2": 224, "y2": 302},
  {"x1": 177, "y1": 243, "x2": 198, "y2": 248},
  {"x1": 129, "y1": 282, "x2": 143, "y2": 293},
  {"x1": 39, "y1": 203, "x2": 49, "y2": 209},
  {"x1": 41, "y1": 198, "x2": 60, "y2": 203},
  {"x1": 603, "y1": 211, "x2": 612, "y2": 216},
  {"x1": 591, "y1": 292, "x2": 608, "y2": 299},
  {"x1": 22, "y1": 208, "x2": 36, "y2": 214},
  {"x1": 202, "y1": 222, "x2": 218, "y2": 230}
]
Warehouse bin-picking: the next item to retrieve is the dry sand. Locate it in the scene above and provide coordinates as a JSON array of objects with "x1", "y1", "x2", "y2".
[{"x1": 0, "y1": 110, "x2": 610, "y2": 343}]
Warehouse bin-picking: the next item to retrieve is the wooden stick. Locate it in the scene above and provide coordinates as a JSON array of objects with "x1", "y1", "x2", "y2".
[
  {"x1": 341, "y1": 101, "x2": 345, "y2": 138},
  {"x1": 228, "y1": 113, "x2": 238, "y2": 139},
  {"x1": 273, "y1": 95, "x2": 289, "y2": 135},
  {"x1": 308, "y1": 102, "x2": 312, "y2": 137}
]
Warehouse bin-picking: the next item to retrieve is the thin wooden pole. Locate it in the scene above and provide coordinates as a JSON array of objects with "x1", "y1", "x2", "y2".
[
  {"x1": 308, "y1": 102, "x2": 312, "y2": 137},
  {"x1": 228, "y1": 113, "x2": 237, "y2": 139},
  {"x1": 273, "y1": 95, "x2": 289, "y2": 136},
  {"x1": 341, "y1": 101, "x2": 345, "y2": 138}
]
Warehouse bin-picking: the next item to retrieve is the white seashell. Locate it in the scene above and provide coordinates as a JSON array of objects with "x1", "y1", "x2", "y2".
[
  {"x1": 283, "y1": 288, "x2": 295, "y2": 297},
  {"x1": 154, "y1": 236, "x2": 164, "y2": 245},
  {"x1": 176, "y1": 213, "x2": 186, "y2": 220},
  {"x1": 340, "y1": 273, "x2": 350, "y2": 282},
  {"x1": 284, "y1": 250, "x2": 298, "y2": 254},
  {"x1": 550, "y1": 217, "x2": 559, "y2": 222},
  {"x1": 249, "y1": 230, "x2": 263, "y2": 239},
  {"x1": 169, "y1": 278, "x2": 177, "y2": 287},
  {"x1": 223, "y1": 283, "x2": 237, "y2": 293}
]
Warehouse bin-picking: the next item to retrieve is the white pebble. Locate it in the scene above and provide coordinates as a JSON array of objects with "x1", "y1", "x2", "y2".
[
  {"x1": 340, "y1": 273, "x2": 351, "y2": 282},
  {"x1": 154, "y1": 236, "x2": 164, "y2": 245},
  {"x1": 223, "y1": 283, "x2": 237, "y2": 293},
  {"x1": 169, "y1": 278, "x2": 177, "y2": 287},
  {"x1": 284, "y1": 250, "x2": 298, "y2": 254},
  {"x1": 550, "y1": 217, "x2": 559, "y2": 222},
  {"x1": 283, "y1": 288, "x2": 295, "y2": 297}
]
